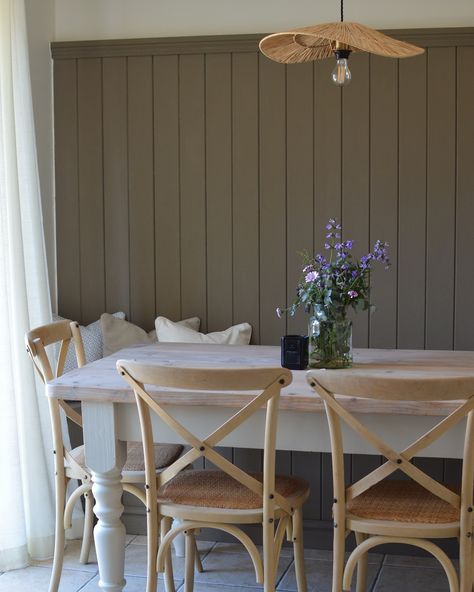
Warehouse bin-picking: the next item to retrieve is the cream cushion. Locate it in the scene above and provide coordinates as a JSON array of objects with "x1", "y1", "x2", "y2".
[
  {"x1": 101, "y1": 313, "x2": 201, "y2": 356},
  {"x1": 155, "y1": 317, "x2": 252, "y2": 345}
]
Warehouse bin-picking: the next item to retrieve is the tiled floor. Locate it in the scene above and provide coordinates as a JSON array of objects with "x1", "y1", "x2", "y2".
[{"x1": 0, "y1": 536, "x2": 453, "y2": 591}]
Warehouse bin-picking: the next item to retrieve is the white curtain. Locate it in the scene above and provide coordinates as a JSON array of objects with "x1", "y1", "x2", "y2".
[{"x1": 0, "y1": 0, "x2": 56, "y2": 570}]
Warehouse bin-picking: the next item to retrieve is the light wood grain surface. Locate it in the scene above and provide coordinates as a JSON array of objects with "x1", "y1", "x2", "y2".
[{"x1": 45, "y1": 343, "x2": 474, "y2": 417}]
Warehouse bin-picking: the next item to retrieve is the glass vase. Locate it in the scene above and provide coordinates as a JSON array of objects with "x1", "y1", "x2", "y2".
[{"x1": 308, "y1": 306, "x2": 353, "y2": 369}]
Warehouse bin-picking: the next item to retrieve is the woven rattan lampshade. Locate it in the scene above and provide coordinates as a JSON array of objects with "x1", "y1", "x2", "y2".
[{"x1": 259, "y1": 21, "x2": 424, "y2": 64}]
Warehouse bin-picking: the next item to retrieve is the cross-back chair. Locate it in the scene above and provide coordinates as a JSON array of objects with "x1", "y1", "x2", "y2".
[
  {"x1": 117, "y1": 360, "x2": 310, "y2": 592},
  {"x1": 25, "y1": 320, "x2": 185, "y2": 592},
  {"x1": 307, "y1": 367, "x2": 474, "y2": 592}
]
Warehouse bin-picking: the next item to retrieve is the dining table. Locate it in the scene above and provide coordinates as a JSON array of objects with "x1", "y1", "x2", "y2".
[{"x1": 46, "y1": 342, "x2": 474, "y2": 591}]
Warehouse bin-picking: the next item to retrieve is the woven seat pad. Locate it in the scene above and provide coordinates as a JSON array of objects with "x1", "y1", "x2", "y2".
[
  {"x1": 347, "y1": 480, "x2": 459, "y2": 524},
  {"x1": 157, "y1": 470, "x2": 309, "y2": 510},
  {"x1": 71, "y1": 442, "x2": 183, "y2": 471}
]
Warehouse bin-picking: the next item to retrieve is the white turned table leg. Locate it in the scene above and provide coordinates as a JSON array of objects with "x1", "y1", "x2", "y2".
[
  {"x1": 92, "y1": 471, "x2": 126, "y2": 591},
  {"x1": 82, "y1": 402, "x2": 127, "y2": 592}
]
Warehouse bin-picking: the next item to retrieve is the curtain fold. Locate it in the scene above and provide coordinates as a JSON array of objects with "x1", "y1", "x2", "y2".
[{"x1": 0, "y1": 0, "x2": 55, "y2": 570}]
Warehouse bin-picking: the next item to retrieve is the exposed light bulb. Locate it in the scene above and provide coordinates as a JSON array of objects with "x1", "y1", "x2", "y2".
[{"x1": 331, "y1": 49, "x2": 352, "y2": 87}]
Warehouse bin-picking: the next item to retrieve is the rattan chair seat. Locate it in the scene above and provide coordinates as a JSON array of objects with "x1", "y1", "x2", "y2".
[
  {"x1": 157, "y1": 469, "x2": 309, "y2": 510},
  {"x1": 71, "y1": 442, "x2": 183, "y2": 472},
  {"x1": 347, "y1": 480, "x2": 459, "y2": 524}
]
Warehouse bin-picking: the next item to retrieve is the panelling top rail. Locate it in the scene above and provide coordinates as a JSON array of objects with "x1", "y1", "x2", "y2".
[{"x1": 50, "y1": 28, "x2": 474, "y2": 59}]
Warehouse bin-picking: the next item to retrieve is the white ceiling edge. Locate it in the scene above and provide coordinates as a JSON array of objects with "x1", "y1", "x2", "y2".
[{"x1": 54, "y1": 0, "x2": 474, "y2": 42}]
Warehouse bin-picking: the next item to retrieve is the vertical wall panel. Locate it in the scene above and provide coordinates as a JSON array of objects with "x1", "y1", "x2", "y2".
[
  {"x1": 314, "y1": 60, "x2": 342, "y2": 246},
  {"x1": 398, "y1": 54, "x2": 427, "y2": 348},
  {"x1": 232, "y1": 53, "x2": 260, "y2": 341},
  {"x1": 426, "y1": 48, "x2": 456, "y2": 350},
  {"x1": 455, "y1": 47, "x2": 474, "y2": 350},
  {"x1": 369, "y1": 56, "x2": 398, "y2": 348},
  {"x1": 259, "y1": 56, "x2": 286, "y2": 343},
  {"x1": 128, "y1": 56, "x2": 155, "y2": 330},
  {"x1": 205, "y1": 53, "x2": 233, "y2": 332},
  {"x1": 54, "y1": 58, "x2": 81, "y2": 320},
  {"x1": 77, "y1": 58, "x2": 105, "y2": 324},
  {"x1": 103, "y1": 57, "x2": 130, "y2": 317},
  {"x1": 286, "y1": 63, "x2": 314, "y2": 336},
  {"x1": 341, "y1": 53, "x2": 370, "y2": 347},
  {"x1": 154, "y1": 55, "x2": 181, "y2": 321},
  {"x1": 179, "y1": 55, "x2": 207, "y2": 326}
]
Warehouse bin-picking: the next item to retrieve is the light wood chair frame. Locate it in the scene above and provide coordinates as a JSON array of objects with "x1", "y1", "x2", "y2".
[
  {"x1": 118, "y1": 361, "x2": 309, "y2": 592},
  {"x1": 307, "y1": 369, "x2": 474, "y2": 592},
  {"x1": 25, "y1": 320, "x2": 147, "y2": 592}
]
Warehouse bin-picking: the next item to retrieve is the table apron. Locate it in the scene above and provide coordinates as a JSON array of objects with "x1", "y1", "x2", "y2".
[{"x1": 115, "y1": 404, "x2": 466, "y2": 459}]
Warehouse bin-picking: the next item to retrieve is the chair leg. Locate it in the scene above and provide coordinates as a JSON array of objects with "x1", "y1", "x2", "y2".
[
  {"x1": 459, "y1": 528, "x2": 472, "y2": 592},
  {"x1": 355, "y1": 532, "x2": 369, "y2": 592},
  {"x1": 292, "y1": 508, "x2": 307, "y2": 592},
  {"x1": 184, "y1": 530, "x2": 196, "y2": 592},
  {"x1": 263, "y1": 519, "x2": 276, "y2": 592},
  {"x1": 332, "y1": 523, "x2": 346, "y2": 592},
  {"x1": 79, "y1": 489, "x2": 94, "y2": 564},
  {"x1": 161, "y1": 517, "x2": 176, "y2": 592},
  {"x1": 49, "y1": 472, "x2": 66, "y2": 592},
  {"x1": 194, "y1": 538, "x2": 204, "y2": 573},
  {"x1": 146, "y1": 505, "x2": 159, "y2": 592}
]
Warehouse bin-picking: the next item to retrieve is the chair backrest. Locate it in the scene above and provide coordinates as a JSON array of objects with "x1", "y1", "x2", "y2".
[
  {"x1": 117, "y1": 361, "x2": 293, "y2": 516},
  {"x1": 307, "y1": 367, "x2": 474, "y2": 517},
  {"x1": 25, "y1": 319, "x2": 87, "y2": 475}
]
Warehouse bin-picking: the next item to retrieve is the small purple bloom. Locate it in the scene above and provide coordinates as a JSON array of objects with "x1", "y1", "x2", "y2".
[
  {"x1": 324, "y1": 242, "x2": 331, "y2": 250},
  {"x1": 325, "y1": 223, "x2": 332, "y2": 230},
  {"x1": 348, "y1": 290, "x2": 358, "y2": 298},
  {"x1": 305, "y1": 271, "x2": 319, "y2": 283},
  {"x1": 344, "y1": 239, "x2": 354, "y2": 249},
  {"x1": 335, "y1": 242, "x2": 342, "y2": 251}
]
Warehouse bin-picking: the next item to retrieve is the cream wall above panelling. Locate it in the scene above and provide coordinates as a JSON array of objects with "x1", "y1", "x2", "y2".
[{"x1": 54, "y1": 0, "x2": 474, "y2": 41}]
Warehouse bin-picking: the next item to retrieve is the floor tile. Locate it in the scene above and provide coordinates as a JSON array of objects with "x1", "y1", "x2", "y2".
[
  {"x1": 213, "y1": 542, "x2": 293, "y2": 558},
  {"x1": 301, "y1": 548, "x2": 383, "y2": 565},
  {"x1": 81, "y1": 573, "x2": 182, "y2": 591},
  {"x1": 373, "y1": 565, "x2": 449, "y2": 591},
  {"x1": 383, "y1": 552, "x2": 458, "y2": 569},
  {"x1": 177, "y1": 584, "x2": 268, "y2": 592},
  {"x1": 31, "y1": 540, "x2": 99, "y2": 573},
  {"x1": 0, "y1": 566, "x2": 94, "y2": 591},
  {"x1": 194, "y1": 548, "x2": 293, "y2": 589},
  {"x1": 277, "y1": 558, "x2": 381, "y2": 592}
]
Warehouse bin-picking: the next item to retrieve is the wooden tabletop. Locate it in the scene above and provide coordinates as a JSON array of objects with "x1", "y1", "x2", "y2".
[{"x1": 45, "y1": 343, "x2": 474, "y2": 416}]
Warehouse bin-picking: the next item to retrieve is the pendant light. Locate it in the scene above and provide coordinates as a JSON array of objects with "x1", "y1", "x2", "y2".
[{"x1": 259, "y1": 0, "x2": 424, "y2": 87}]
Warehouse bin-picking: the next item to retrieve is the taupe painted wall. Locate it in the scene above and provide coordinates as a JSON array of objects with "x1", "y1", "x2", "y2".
[{"x1": 52, "y1": 29, "x2": 474, "y2": 545}]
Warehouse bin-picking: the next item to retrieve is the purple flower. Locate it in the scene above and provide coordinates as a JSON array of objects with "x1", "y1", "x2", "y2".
[
  {"x1": 348, "y1": 290, "x2": 358, "y2": 298},
  {"x1": 305, "y1": 271, "x2": 319, "y2": 283},
  {"x1": 324, "y1": 242, "x2": 331, "y2": 250},
  {"x1": 344, "y1": 239, "x2": 354, "y2": 249}
]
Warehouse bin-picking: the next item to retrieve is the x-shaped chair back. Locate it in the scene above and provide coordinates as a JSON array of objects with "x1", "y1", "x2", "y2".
[
  {"x1": 26, "y1": 319, "x2": 88, "y2": 478},
  {"x1": 117, "y1": 361, "x2": 293, "y2": 514},
  {"x1": 306, "y1": 368, "x2": 474, "y2": 513}
]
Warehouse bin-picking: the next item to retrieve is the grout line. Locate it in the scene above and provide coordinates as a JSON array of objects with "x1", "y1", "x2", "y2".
[
  {"x1": 275, "y1": 556, "x2": 294, "y2": 590},
  {"x1": 74, "y1": 571, "x2": 98, "y2": 592},
  {"x1": 369, "y1": 554, "x2": 385, "y2": 592}
]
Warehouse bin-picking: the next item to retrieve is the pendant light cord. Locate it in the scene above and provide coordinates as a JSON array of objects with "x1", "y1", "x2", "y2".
[{"x1": 341, "y1": 0, "x2": 344, "y2": 22}]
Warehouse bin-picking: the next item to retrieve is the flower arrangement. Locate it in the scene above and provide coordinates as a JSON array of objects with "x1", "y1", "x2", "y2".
[
  {"x1": 277, "y1": 218, "x2": 390, "y2": 321},
  {"x1": 277, "y1": 218, "x2": 390, "y2": 368}
]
